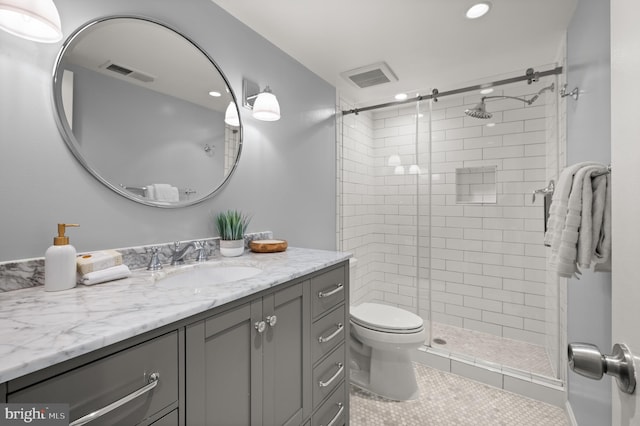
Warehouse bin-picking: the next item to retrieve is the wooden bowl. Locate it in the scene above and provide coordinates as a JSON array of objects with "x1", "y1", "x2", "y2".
[{"x1": 249, "y1": 239, "x2": 288, "y2": 253}]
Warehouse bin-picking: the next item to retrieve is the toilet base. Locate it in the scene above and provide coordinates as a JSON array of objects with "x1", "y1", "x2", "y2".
[{"x1": 350, "y1": 346, "x2": 419, "y2": 401}]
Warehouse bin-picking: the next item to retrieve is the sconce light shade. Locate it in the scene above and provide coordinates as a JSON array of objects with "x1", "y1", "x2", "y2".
[
  {"x1": 0, "y1": 0, "x2": 63, "y2": 43},
  {"x1": 243, "y1": 78, "x2": 281, "y2": 122},
  {"x1": 252, "y1": 87, "x2": 280, "y2": 121},
  {"x1": 224, "y1": 102, "x2": 240, "y2": 126}
]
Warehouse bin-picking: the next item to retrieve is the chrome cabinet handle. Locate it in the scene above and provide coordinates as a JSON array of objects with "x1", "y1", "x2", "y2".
[
  {"x1": 318, "y1": 323, "x2": 344, "y2": 343},
  {"x1": 321, "y1": 402, "x2": 344, "y2": 426},
  {"x1": 318, "y1": 362, "x2": 344, "y2": 388},
  {"x1": 255, "y1": 321, "x2": 266, "y2": 333},
  {"x1": 318, "y1": 283, "x2": 343, "y2": 299},
  {"x1": 266, "y1": 315, "x2": 277, "y2": 327},
  {"x1": 69, "y1": 372, "x2": 160, "y2": 426}
]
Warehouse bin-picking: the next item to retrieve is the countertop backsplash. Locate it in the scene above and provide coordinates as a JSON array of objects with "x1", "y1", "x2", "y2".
[{"x1": 0, "y1": 231, "x2": 274, "y2": 292}]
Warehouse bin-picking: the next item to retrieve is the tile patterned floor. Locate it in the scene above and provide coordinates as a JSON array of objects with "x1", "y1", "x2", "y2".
[
  {"x1": 430, "y1": 322, "x2": 555, "y2": 377},
  {"x1": 350, "y1": 363, "x2": 568, "y2": 426}
]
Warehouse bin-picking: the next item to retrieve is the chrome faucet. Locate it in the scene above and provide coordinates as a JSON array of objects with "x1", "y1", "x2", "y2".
[{"x1": 170, "y1": 241, "x2": 208, "y2": 265}]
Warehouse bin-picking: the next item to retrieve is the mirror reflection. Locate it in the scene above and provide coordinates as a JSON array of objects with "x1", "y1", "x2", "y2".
[{"x1": 53, "y1": 16, "x2": 242, "y2": 207}]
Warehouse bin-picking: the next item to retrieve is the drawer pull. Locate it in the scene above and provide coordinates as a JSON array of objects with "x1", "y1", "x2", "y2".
[
  {"x1": 69, "y1": 372, "x2": 160, "y2": 426},
  {"x1": 318, "y1": 323, "x2": 344, "y2": 343},
  {"x1": 321, "y1": 402, "x2": 344, "y2": 426},
  {"x1": 318, "y1": 362, "x2": 344, "y2": 388},
  {"x1": 318, "y1": 283, "x2": 343, "y2": 299}
]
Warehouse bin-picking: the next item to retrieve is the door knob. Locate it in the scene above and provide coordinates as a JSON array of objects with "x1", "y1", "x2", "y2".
[{"x1": 568, "y1": 342, "x2": 636, "y2": 394}]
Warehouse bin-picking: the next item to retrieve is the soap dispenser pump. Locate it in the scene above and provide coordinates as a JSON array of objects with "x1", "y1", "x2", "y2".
[{"x1": 45, "y1": 223, "x2": 79, "y2": 292}]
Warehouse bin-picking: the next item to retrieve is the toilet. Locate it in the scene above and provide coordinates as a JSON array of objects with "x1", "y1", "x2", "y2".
[{"x1": 349, "y1": 302, "x2": 427, "y2": 401}]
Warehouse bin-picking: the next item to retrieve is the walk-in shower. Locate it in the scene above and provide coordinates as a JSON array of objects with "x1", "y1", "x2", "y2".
[{"x1": 338, "y1": 66, "x2": 564, "y2": 384}]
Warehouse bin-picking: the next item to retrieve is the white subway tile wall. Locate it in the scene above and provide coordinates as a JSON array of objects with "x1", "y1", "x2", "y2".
[{"x1": 338, "y1": 74, "x2": 561, "y2": 377}]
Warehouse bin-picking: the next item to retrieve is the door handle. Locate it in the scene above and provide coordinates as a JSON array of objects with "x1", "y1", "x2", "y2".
[{"x1": 568, "y1": 342, "x2": 636, "y2": 394}]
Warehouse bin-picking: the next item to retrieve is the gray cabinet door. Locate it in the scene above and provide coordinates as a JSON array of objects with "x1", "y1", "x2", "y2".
[
  {"x1": 186, "y1": 300, "x2": 263, "y2": 426},
  {"x1": 262, "y1": 282, "x2": 311, "y2": 426}
]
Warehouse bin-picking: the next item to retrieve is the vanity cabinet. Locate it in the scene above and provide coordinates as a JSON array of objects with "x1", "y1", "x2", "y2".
[
  {"x1": 6, "y1": 330, "x2": 180, "y2": 426},
  {"x1": 186, "y1": 280, "x2": 311, "y2": 426},
  {"x1": 186, "y1": 262, "x2": 349, "y2": 426},
  {"x1": 2, "y1": 260, "x2": 349, "y2": 426}
]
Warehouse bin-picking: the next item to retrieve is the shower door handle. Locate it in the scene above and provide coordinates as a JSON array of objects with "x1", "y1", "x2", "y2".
[{"x1": 568, "y1": 342, "x2": 636, "y2": 394}]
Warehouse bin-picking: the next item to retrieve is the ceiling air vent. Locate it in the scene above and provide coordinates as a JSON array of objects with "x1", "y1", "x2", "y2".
[
  {"x1": 341, "y1": 62, "x2": 398, "y2": 89},
  {"x1": 101, "y1": 61, "x2": 155, "y2": 83}
]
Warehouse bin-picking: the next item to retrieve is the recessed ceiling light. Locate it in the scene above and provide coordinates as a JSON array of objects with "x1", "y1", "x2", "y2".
[
  {"x1": 466, "y1": 2, "x2": 491, "y2": 19},
  {"x1": 209, "y1": 91, "x2": 222, "y2": 97},
  {"x1": 480, "y1": 88, "x2": 494, "y2": 95},
  {"x1": 395, "y1": 93, "x2": 408, "y2": 101}
]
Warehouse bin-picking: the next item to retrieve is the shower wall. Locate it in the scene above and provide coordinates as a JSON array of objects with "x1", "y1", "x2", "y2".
[
  {"x1": 426, "y1": 79, "x2": 558, "y2": 348},
  {"x1": 338, "y1": 97, "x2": 421, "y2": 312}
]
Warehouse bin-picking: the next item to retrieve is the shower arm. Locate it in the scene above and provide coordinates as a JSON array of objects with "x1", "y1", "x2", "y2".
[
  {"x1": 482, "y1": 82, "x2": 555, "y2": 105},
  {"x1": 481, "y1": 94, "x2": 535, "y2": 105}
]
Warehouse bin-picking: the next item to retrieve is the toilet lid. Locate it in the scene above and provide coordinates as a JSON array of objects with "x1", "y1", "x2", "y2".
[{"x1": 351, "y1": 303, "x2": 423, "y2": 332}]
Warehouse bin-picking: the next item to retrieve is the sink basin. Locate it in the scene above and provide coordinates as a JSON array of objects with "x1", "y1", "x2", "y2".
[{"x1": 155, "y1": 264, "x2": 263, "y2": 288}]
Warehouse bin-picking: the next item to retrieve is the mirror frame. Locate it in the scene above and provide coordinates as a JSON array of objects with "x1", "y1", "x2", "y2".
[{"x1": 51, "y1": 15, "x2": 243, "y2": 208}]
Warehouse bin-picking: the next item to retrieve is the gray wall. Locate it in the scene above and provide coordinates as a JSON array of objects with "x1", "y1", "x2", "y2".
[
  {"x1": 566, "y1": 0, "x2": 612, "y2": 424},
  {"x1": 0, "y1": 0, "x2": 337, "y2": 261}
]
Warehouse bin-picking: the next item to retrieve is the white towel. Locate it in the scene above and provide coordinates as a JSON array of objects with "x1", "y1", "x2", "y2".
[
  {"x1": 151, "y1": 184, "x2": 180, "y2": 202},
  {"x1": 593, "y1": 173, "x2": 612, "y2": 271},
  {"x1": 544, "y1": 161, "x2": 600, "y2": 248},
  {"x1": 79, "y1": 264, "x2": 132, "y2": 285},
  {"x1": 577, "y1": 169, "x2": 608, "y2": 268},
  {"x1": 546, "y1": 162, "x2": 609, "y2": 278},
  {"x1": 145, "y1": 185, "x2": 155, "y2": 200}
]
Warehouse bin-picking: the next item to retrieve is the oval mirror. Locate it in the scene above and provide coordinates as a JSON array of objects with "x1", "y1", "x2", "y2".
[{"x1": 52, "y1": 16, "x2": 242, "y2": 207}]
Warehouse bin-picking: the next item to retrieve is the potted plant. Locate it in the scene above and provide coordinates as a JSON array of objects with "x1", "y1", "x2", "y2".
[{"x1": 215, "y1": 210, "x2": 251, "y2": 257}]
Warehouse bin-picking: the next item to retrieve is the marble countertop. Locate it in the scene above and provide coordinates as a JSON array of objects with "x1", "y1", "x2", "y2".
[{"x1": 0, "y1": 247, "x2": 350, "y2": 383}]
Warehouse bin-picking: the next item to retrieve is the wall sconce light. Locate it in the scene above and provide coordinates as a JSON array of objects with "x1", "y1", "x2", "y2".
[
  {"x1": 243, "y1": 78, "x2": 281, "y2": 121},
  {"x1": 224, "y1": 101, "x2": 240, "y2": 127},
  {"x1": 0, "y1": 0, "x2": 63, "y2": 43}
]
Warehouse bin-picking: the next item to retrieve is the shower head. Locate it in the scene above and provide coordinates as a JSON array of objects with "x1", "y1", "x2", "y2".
[
  {"x1": 465, "y1": 82, "x2": 555, "y2": 120},
  {"x1": 465, "y1": 100, "x2": 493, "y2": 119}
]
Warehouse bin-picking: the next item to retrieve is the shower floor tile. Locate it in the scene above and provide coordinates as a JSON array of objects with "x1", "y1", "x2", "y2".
[
  {"x1": 350, "y1": 363, "x2": 568, "y2": 426},
  {"x1": 431, "y1": 322, "x2": 555, "y2": 377}
]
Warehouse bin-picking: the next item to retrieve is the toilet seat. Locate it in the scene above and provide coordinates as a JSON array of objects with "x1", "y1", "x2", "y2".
[{"x1": 351, "y1": 303, "x2": 424, "y2": 334}]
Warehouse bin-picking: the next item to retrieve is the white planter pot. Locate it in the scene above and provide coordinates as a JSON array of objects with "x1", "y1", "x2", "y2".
[{"x1": 220, "y1": 239, "x2": 244, "y2": 257}]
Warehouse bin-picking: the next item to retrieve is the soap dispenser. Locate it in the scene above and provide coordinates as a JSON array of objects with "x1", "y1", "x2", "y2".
[{"x1": 45, "y1": 223, "x2": 79, "y2": 292}]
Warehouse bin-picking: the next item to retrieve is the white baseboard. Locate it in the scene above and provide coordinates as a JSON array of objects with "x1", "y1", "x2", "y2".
[{"x1": 565, "y1": 401, "x2": 578, "y2": 426}]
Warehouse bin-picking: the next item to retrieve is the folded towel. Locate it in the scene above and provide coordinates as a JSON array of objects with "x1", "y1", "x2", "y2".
[
  {"x1": 78, "y1": 264, "x2": 132, "y2": 285},
  {"x1": 544, "y1": 161, "x2": 600, "y2": 249},
  {"x1": 594, "y1": 173, "x2": 612, "y2": 271},
  {"x1": 546, "y1": 162, "x2": 609, "y2": 278},
  {"x1": 145, "y1": 185, "x2": 155, "y2": 200},
  {"x1": 152, "y1": 184, "x2": 180, "y2": 202}
]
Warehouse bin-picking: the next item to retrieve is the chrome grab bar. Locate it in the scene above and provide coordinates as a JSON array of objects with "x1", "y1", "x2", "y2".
[
  {"x1": 318, "y1": 323, "x2": 344, "y2": 343},
  {"x1": 70, "y1": 372, "x2": 160, "y2": 426},
  {"x1": 318, "y1": 283, "x2": 343, "y2": 299},
  {"x1": 532, "y1": 179, "x2": 555, "y2": 204},
  {"x1": 318, "y1": 362, "x2": 344, "y2": 388},
  {"x1": 322, "y1": 402, "x2": 345, "y2": 426}
]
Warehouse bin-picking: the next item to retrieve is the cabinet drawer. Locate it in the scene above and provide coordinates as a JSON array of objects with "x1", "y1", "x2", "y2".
[
  {"x1": 8, "y1": 331, "x2": 179, "y2": 426},
  {"x1": 313, "y1": 344, "x2": 346, "y2": 408},
  {"x1": 311, "y1": 266, "x2": 346, "y2": 319},
  {"x1": 312, "y1": 385, "x2": 346, "y2": 426},
  {"x1": 312, "y1": 305, "x2": 346, "y2": 364}
]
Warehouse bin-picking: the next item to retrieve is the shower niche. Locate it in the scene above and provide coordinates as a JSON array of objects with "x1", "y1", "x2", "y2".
[{"x1": 455, "y1": 166, "x2": 497, "y2": 204}]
